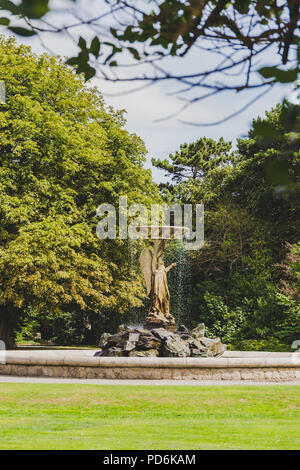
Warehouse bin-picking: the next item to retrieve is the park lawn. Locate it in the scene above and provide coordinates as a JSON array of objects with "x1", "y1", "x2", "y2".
[{"x1": 0, "y1": 384, "x2": 299, "y2": 450}]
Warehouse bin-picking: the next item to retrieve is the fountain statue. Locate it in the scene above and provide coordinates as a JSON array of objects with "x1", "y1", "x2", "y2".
[
  {"x1": 140, "y1": 239, "x2": 177, "y2": 331},
  {"x1": 95, "y1": 225, "x2": 226, "y2": 358}
]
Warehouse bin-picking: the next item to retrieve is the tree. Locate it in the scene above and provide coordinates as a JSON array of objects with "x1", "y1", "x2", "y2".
[
  {"x1": 0, "y1": 1, "x2": 299, "y2": 124},
  {"x1": 153, "y1": 137, "x2": 232, "y2": 183},
  {"x1": 279, "y1": 242, "x2": 300, "y2": 300},
  {"x1": 231, "y1": 102, "x2": 300, "y2": 255},
  {"x1": 0, "y1": 37, "x2": 160, "y2": 347},
  {"x1": 152, "y1": 103, "x2": 300, "y2": 348},
  {"x1": 152, "y1": 137, "x2": 233, "y2": 204}
]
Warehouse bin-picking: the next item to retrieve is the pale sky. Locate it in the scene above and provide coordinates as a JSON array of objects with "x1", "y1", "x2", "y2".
[{"x1": 1, "y1": 0, "x2": 292, "y2": 182}]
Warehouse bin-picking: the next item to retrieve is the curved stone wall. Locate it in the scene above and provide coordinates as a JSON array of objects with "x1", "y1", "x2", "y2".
[{"x1": 0, "y1": 350, "x2": 299, "y2": 381}]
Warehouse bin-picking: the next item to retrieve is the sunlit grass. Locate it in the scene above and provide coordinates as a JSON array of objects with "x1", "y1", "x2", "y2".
[{"x1": 0, "y1": 383, "x2": 299, "y2": 449}]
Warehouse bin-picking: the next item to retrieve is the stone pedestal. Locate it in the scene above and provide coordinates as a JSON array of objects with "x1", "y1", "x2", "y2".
[{"x1": 145, "y1": 310, "x2": 177, "y2": 332}]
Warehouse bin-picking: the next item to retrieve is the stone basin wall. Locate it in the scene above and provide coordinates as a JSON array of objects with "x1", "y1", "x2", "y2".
[{"x1": 0, "y1": 351, "x2": 299, "y2": 381}]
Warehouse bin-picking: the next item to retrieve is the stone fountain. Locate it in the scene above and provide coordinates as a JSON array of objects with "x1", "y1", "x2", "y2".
[{"x1": 95, "y1": 226, "x2": 226, "y2": 358}]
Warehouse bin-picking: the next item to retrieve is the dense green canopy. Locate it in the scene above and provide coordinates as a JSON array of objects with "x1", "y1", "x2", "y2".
[
  {"x1": 0, "y1": 37, "x2": 160, "y2": 346},
  {"x1": 0, "y1": 36, "x2": 299, "y2": 351},
  {"x1": 153, "y1": 103, "x2": 300, "y2": 350}
]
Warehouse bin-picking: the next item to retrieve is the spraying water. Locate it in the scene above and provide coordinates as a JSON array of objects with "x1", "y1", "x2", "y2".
[{"x1": 165, "y1": 239, "x2": 192, "y2": 326}]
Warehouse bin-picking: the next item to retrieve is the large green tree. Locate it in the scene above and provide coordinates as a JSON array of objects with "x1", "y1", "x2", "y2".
[
  {"x1": 152, "y1": 137, "x2": 233, "y2": 204},
  {"x1": 153, "y1": 104, "x2": 300, "y2": 348},
  {"x1": 232, "y1": 102, "x2": 300, "y2": 253},
  {"x1": 0, "y1": 37, "x2": 160, "y2": 348}
]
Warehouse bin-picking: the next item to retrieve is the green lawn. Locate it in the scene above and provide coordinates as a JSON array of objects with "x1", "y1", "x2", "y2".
[{"x1": 0, "y1": 383, "x2": 299, "y2": 449}]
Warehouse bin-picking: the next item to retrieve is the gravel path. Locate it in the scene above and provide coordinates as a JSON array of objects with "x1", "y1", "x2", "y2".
[{"x1": 0, "y1": 375, "x2": 299, "y2": 386}]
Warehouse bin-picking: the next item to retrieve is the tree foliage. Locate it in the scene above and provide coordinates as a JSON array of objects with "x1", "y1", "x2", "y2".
[
  {"x1": 0, "y1": 1, "x2": 299, "y2": 123},
  {"x1": 153, "y1": 102, "x2": 300, "y2": 349},
  {"x1": 153, "y1": 137, "x2": 232, "y2": 183},
  {"x1": 0, "y1": 37, "x2": 160, "y2": 346}
]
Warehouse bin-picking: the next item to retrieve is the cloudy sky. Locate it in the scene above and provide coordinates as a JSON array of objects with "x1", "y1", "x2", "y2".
[{"x1": 2, "y1": 0, "x2": 292, "y2": 182}]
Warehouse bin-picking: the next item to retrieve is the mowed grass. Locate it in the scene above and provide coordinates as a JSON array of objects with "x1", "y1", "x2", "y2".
[{"x1": 0, "y1": 383, "x2": 299, "y2": 450}]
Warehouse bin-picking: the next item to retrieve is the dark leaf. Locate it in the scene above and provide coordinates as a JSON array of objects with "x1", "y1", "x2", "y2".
[
  {"x1": 66, "y1": 56, "x2": 79, "y2": 66},
  {"x1": 78, "y1": 36, "x2": 87, "y2": 50},
  {"x1": 127, "y1": 47, "x2": 140, "y2": 60},
  {"x1": 110, "y1": 27, "x2": 118, "y2": 37},
  {"x1": 19, "y1": 0, "x2": 49, "y2": 19},
  {"x1": 234, "y1": 0, "x2": 251, "y2": 14},
  {"x1": 0, "y1": 16, "x2": 9, "y2": 25},
  {"x1": 77, "y1": 50, "x2": 89, "y2": 63},
  {"x1": 253, "y1": 121, "x2": 278, "y2": 139},
  {"x1": 83, "y1": 67, "x2": 96, "y2": 81},
  {"x1": 292, "y1": 35, "x2": 300, "y2": 45},
  {"x1": 280, "y1": 101, "x2": 299, "y2": 132},
  {"x1": 0, "y1": 0, "x2": 20, "y2": 15},
  {"x1": 259, "y1": 66, "x2": 299, "y2": 83},
  {"x1": 8, "y1": 26, "x2": 36, "y2": 36},
  {"x1": 90, "y1": 36, "x2": 100, "y2": 58},
  {"x1": 264, "y1": 159, "x2": 292, "y2": 187}
]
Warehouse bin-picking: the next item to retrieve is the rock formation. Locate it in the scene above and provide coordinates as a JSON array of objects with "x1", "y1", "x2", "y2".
[{"x1": 95, "y1": 323, "x2": 226, "y2": 358}]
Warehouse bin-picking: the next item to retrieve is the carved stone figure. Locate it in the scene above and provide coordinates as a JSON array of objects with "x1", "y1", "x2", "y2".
[
  {"x1": 139, "y1": 239, "x2": 177, "y2": 330},
  {"x1": 95, "y1": 226, "x2": 227, "y2": 357}
]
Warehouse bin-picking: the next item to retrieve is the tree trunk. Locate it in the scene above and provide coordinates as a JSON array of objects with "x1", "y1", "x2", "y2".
[{"x1": 0, "y1": 317, "x2": 14, "y2": 350}]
